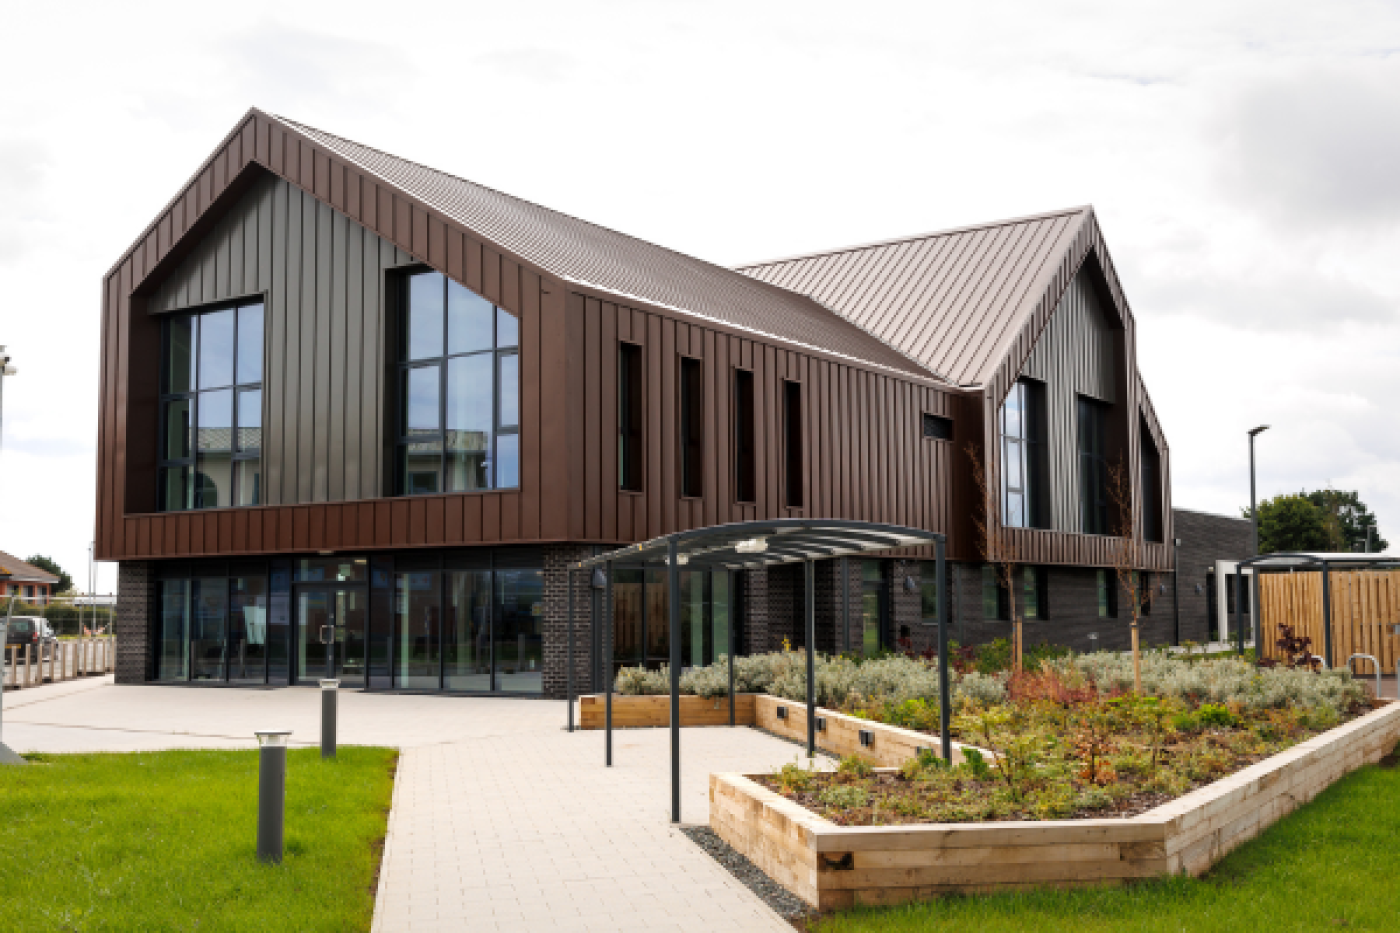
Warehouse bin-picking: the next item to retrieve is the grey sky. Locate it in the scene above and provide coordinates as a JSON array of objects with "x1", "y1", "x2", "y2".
[{"x1": 2, "y1": 0, "x2": 1399, "y2": 587}]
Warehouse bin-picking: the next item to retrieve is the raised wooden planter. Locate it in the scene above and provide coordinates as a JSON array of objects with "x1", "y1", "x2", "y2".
[
  {"x1": 577, "y1": 693, "x2": 758, "y2": 729},
  {"x1": 755, "y1": 695, "x2": 988, "y2": 767},
  {"x1": 711, "y1": 699, "x2": 1400, "y2": 910}
]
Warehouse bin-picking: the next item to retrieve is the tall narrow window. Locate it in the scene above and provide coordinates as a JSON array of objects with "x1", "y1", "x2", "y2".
[
  {"x1": 1078, "y1": 396, "x2": 1109, "y2": 534},
  {"x1": 1097, "y1": 569, "x2": 1118, "y2": 618},
  {"x1": 679, "y1": 357, "x2": 703, "y2": 498},
  {"x1": 158, "y1": 301, "x2": 264, "y2": 511},
  {"x1": 1140, "y1": 417, "x2": 1164, "y2": 542},
  {"x1": 999, "y1": 379, "x2": 1047, "y2": 528},
  {"x1": 396, "y1": 271, "x2": 519, "y2": 495},
  {"x1": 619, "y1": 343, "x2": 644, "y2": 491},
  {"x1": 783, "y1": 380, "x2": 804, "y2": 508},
  {"x1": 734, "y1": 369, "x2": 756, "y2": 503}
]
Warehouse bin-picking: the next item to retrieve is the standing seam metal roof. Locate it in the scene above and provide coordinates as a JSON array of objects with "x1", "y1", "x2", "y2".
[
  {"x1": 271, "y1": 115, "x2": 938, "y2": 382},
  {"x1": 735, "y1": 208, "x2": 1092, "y2": 387}
]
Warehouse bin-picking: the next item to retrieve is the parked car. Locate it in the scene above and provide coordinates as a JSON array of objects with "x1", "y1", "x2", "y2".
[{"x1": 4, "y1": 616, "x2": 56, "y2": 657}]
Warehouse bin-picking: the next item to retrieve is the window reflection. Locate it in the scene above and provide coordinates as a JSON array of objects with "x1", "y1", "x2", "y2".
[
  {"x1": 159, "y1": 301, "x2": 263, "y2": 511},
  {"x1": 397, "y1": 273, "x2": 520, "y2": 494}
]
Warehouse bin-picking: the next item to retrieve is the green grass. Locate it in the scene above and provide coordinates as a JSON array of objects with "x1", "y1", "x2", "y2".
[
  {"x1": 812, "y1": 759, "x2": 1400, "y2": 932},
  {"x1": 0, "y1": 747, "x2": 397, "y2": 932}
]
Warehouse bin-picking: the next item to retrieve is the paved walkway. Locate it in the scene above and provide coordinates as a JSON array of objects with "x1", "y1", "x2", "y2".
[{"x1": 3, "y1": 678, "x2": 816, "y2": 932}]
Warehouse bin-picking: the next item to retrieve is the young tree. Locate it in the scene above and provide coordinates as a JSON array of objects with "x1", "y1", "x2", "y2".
[
  {"x1": 1107, "y1": 459, "x2": 1156, "y2": 693},
  {"x1": 25, "y1": 554, "x2": 73, "y2": 594},
  {"x1": 966, "y1": 444, "x2": 1027, "y2": 672}
]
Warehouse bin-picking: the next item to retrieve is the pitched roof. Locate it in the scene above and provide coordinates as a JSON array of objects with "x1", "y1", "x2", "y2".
[
  {"x1": 0, "y1": 551, "x2": 60, "y2": 584},
  {"x1": 734, "y1": 207, "x2": 1094, "y2": 388},
  {"x1": 269, "y1": 114, "x2": 938, "y2": 382}
]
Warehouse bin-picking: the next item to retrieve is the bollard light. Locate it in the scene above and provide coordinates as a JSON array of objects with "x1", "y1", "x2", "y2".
[
  {"x1": 320, "y1": 679, "x2": 340, "y2": 759},
  {"x1": 1088, "y1": 633, "x2": 1099, "y2": 653},
  {"x1": 255, "y1": 729, "x2": 292, "y2": 863}
]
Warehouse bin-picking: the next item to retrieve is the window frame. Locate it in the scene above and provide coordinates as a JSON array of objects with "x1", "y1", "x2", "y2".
[
  {"x1": 733, "y1": 367, "x2": 756, "y2": 504},
  {"x1": 1097, "y1": 569, "x2": 1119, "y2": 618},
  {"x1": 618, "y1": 342, "x2": 645, "y2": 492},
  {"x1": 157, "y1": 298, "x2": 265, "y2": 512},
  {"x1": 678, "y1": 355, "x2": 704, "y2": 499},
  {"x1": 1000, "y1": 378, "x2": 1047, "y2": 529},
  {"x1": 394, "y1": 271, "x2": 520, "y2": 496},
  {"x1": 782, "y1": 379, "x2": 804, "y2": 509},
  {"x1": 1077, "y1": 395, "x2": 1110, "y2": 535},
  {"x1": 921, "y1": 412, "x2": 953, "y2": 442}
]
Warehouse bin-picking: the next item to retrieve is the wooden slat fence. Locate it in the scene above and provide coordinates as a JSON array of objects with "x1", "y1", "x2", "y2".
[
  {"x1": 2, "y1": 637, "x2": 115, "y2": 690},
  {"x1": 1259, "y1": 571, "x2": 1400, "y2": 673}
]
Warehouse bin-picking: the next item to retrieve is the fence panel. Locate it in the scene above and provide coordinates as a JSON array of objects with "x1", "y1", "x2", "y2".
[{"x1": 1260, "y1": 571, "x2": 1400, "y2": 673}]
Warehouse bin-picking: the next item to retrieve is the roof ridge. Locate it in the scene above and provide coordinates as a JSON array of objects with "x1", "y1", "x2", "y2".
[{"x1": 732, "y1": 205, "x2": 1093, "y2": 271}]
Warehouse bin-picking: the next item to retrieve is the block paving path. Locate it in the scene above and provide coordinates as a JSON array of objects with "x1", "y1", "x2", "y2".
[{"x1": 4, "y1": 677, "x2": 814, "y2": 932}]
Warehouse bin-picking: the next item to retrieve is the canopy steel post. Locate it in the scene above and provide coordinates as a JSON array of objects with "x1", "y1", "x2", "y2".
[
  {"x1": 936, "y1": 538, "x2": 951, "y2": 764},
  {"x1": 1234, "y1": 571, "x2": 1244, "y2": 657},
  {"x1": 727, "y1": 569, "x2": 735, "y2": 728},
  {"x1": 567, "y1": 568, "x2": 575, "y2": 733},
  {"x1": 1322, "y1": 561, "x2": 1334, "y2": 668},
  {"x1": 1251, "y1": 570, "x2": 1261, "y2": 651},
  {"x1": 841, "y1": 556, "x2": 850, "y2": 653},
  {"x1": 605, "y1": 561, "x2": 613, "y2": 767},
  {"x1": 805, "y1": 559, "x2": 816, "y2": 759},
  {"x1": 668, "y1": 540, "x2": 681, "y2": 824}
]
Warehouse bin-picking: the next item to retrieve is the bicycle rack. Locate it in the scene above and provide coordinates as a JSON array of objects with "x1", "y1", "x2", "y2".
[{"x1": 1346, "y1": 653, "x2": 1383, "y2": 700}]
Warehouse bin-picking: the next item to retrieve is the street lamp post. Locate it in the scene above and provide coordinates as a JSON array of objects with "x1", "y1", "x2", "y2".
[{"x1": 1248, "y1": 426, "x2": 1270, "y2": 556}]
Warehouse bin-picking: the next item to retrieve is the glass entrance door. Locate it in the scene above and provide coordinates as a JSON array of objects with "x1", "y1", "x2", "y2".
[{"x1": 296, "y1": 586, "x2": 366, "y2": 686}]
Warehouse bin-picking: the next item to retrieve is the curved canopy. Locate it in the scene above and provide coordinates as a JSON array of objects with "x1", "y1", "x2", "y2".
[{"x1": 571, "y1": 519, "x2": 944, "y2": 571}]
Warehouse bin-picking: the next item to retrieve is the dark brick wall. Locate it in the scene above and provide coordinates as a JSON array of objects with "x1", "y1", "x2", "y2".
[
  {"x1": 115, "y1": 561, "x2": 152, "y2": 684},
  {"x1": 1174, "y1": 507, "x2": 1253, "y2": 645},
  {"x1": 542, "y1": 544, "x2": 601, "y2": 699}
]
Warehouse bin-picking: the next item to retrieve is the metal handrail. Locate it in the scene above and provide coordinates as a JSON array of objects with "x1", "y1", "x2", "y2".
[{"x1": 1346, "y1": 653, "x2": 1384, "y2": 700}]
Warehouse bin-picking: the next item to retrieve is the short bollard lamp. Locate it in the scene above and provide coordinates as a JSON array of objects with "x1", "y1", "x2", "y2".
[
  {"x1": 320, "y1": 679, "x2": 339, "y2": 759},
  {"x1": 255, "y1": 729, "x2": 292, "y2": 864}
]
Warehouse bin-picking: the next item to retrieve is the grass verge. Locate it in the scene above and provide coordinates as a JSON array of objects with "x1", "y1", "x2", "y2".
[
  {"x1": 0, "y1": 747, "x2": 397, "y2": 932},
  {"x1": 810, "y1": 757, "x2": 1400, "y2": 932}
]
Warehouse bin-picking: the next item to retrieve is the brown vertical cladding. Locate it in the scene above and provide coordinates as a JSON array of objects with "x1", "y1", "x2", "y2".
[
  {"x1": 982, "y1": 217, "x2": 1172, "y2": 572},
  {"x1": 95, "y1": 110, "x2": 968, "y2": 563}
]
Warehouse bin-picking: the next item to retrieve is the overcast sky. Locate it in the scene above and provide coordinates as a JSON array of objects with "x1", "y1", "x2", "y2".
[{"x1": 3, "y1": 0, "x2": 1399, "y2": 591}]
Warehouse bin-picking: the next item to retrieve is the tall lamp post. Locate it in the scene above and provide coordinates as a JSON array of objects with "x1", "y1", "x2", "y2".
[
  {"x1": 1247, "y1": 425, "x2": 1269, "y2": 653},
  {"x1": 1248, "y1": 426, "x2": 1269, "y2": 555}
]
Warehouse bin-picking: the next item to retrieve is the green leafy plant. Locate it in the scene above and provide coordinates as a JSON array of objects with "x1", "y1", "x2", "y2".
[
  {"x1": 837, "y1": 755, "x2": 874, "y2": 779},
  {"x1": 818, "y1": 785, "x2": 870, "y2": 809},
  {"x1": 1198, "y1": 703, "x2": 1239, "y2": 728}
]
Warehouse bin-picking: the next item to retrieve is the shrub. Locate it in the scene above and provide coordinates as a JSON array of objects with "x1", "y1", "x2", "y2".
[
  {"x1": 1198, "y1": 703, "x2": 1238, "y2": 728},
  {"x1": 837, "y1": 754, "x2": 873, "y2": 779},
  {"x1": 818, "y1": 784, "x2": 870, "y2": 809}
]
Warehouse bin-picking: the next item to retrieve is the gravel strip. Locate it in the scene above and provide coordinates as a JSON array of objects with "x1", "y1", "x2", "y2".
[{"x1": 680, "y1": 825, "x2": 815, "y2": 925}]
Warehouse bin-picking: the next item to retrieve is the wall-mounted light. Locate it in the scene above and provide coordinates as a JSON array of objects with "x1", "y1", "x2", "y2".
[
  {"x1": 859, "y1": 729, "x2": 874, "y2": 748},
  {"x1": 776, "y1": 706, "x2": 788, "y2": 721},
  {"x1": 1195, "y1": 584, "x2": 1203, "y2": 595},
  {"x1": 815, "y1": 717, "x2": 826, "y2": 733},
  {"x1": 903, "y1": 576, "x2": 918, "y2": 594},
  {"x1": 318, "y1": 550, "x2": 334, "y2": 556},
  {"x1": 591, "y1": 569, "x2": 607, "y2": 590}
]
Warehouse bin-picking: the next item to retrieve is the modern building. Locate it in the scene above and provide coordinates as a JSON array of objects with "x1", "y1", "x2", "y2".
[
  {"x1": 100, "y1": 109, "x2": 1181, "y2": 697},
  {"x1": 0, "y1": 550, "x2": 61, "y2": 602}
]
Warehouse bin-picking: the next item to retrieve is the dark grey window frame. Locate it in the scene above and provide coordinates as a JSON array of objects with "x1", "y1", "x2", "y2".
[
  {"x1": 619, "y1": 342, "x2": 644, "y2": 492},
  {"x1": 157, "y1": 298, "x2": 265, "y2": 512},
  {"x1": 921, "y1": 412, "x2": 953, "y2": 441},
  {"x1": 733, "y1": 367, "x2": 756, "y2": 504},
  {"x1": 394, "y1": 272, "x2": 520, "y2": 496},
  {"x1": 1000, "y1": 379, "x2": 1047, "y2": 529},
  {"x1": 679, "y1": 356, "x2": 704, "y2": 499},
  {"x1": 1078, "y1": 395, "x2": 1110, "y2": 534}
]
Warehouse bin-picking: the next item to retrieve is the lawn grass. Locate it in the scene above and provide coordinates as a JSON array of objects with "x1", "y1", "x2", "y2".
[
  {"x1": 811, "y1": 759, "x2": 1400, "y2": 932},
  {"x1": 0, "y1": 747, "x2": 397, "y2": 932}
]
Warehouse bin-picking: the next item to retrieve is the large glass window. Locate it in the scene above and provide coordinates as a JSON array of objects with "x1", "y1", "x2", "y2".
[
  {"x1": 155, "y1": 563, "x2": 271, "y2": 684},
  {"x1": 1079, "y1": 396, "x2": 1110, "y2": 534},
  {"x1": 397, "y1": 271, "x2": 519, "y2": 494},
  {"x1": 1140, "y1": 417, "x2": 1164, "y2": 543},
  {"x1": 159, "y1": 302, "x2": 264, "y2": 511},
  {"x1": 612, "y1": 569, "x2": 733, "y2": 669},
  {"x1": 861, "y1": 561, "x2": 884, "y2": 656},
  {"x1": 1000, "y1": 379, "x2": 1047, "y2": 528}
]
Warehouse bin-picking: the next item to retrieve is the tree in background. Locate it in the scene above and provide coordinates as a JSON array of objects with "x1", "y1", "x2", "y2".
[
  {"x1": 1305, "y1": 489, "x2": 1389, "y2": 552},
  {"x1": 24, "y1": 555, "x2": 74, "y2": 594},
  {"x1": 1107, "y1": 459, "x2": 1155, "y2": 693},
  {"x1": 1248, "y1": 491, "x2": 1388, "y2": 554},
  {"x1": 1251, "y1": 495, "x2": 1331, "y2": 553},
  {"x1": 966, "y1": 445, "x2": 1027, "y2": 672}
]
